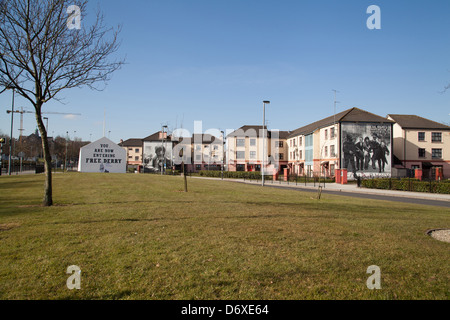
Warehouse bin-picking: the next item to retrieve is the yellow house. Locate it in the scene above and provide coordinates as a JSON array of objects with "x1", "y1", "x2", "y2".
[
  {"x1": 388, "y1": 114, "x2": 450, "y2": 179},
  {"x1": 227, "y1": 125, "x2": 289, "y2": 173},
  {"x1": 119, "y1": 138, "x2": 143, "y2": 169}
]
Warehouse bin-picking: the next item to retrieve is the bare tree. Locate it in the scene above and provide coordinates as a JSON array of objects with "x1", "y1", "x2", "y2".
[{"x1": 0, "y1": 0, "x2": 124, "y2": 206}]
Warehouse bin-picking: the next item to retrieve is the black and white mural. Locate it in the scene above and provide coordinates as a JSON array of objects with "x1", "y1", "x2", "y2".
[
  {"x1": 341, "y1": 123, "x2": 392, "y2": 180},
  {"x1": 143, "y1": 141, "x2": 172, "y2": 173}
]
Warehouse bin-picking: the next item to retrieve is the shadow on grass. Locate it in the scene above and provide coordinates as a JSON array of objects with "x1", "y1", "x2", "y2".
[{"x1": 48, "y1": 217, "x2": 191, "y2": 225}]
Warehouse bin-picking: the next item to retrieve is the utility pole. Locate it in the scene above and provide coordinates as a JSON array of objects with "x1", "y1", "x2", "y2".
[
  {"x1": 221, "y1": 131, "x2": 225, "y2": 180},
  {"x1": 262, "y1": 101, "x2": 270, "y2": 186}
]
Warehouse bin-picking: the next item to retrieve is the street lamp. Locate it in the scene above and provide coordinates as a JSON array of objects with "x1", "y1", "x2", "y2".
[
  {"x1": 65, "y1": 131, "x2": 69, "y2": 172},
  {"x1": 262, "y1": 100, "x2": 270, "y2": 186},
  {"x1": 161, "y1": 125, "x2": 168, "y2": 175},
  {"x1": 221, "y1": 130, "x2": 225, "y2": 180},
  {"x1": 7, "y1": 87, "x2": 15, "y2": 175}
]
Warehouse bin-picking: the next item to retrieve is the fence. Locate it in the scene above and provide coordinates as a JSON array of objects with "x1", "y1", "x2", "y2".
[{"x1": 360, "y1": 177, "x2": 450, "y2": 194}]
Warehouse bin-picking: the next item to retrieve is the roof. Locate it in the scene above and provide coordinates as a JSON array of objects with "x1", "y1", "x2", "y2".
[
  {"x1": 288, "y1": 107, "x2": 394, "y2": 138},
  {"x1": 227, "y1": 126, "x2": 290, "y2": 139},
  {"x1": 119, "y1": 138, "x2": 142, "y2": 147},
  {"x1": 387, "y1": 114, "x2": 450, "y2": 130},
  {"x1": 143, "y1": 131, "x2": 171, "y2": 142}
]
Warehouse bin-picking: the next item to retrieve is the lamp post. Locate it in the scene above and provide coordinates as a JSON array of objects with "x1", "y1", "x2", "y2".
[
  {"x1": 221, "y1": 131, "x2": 225, "y2": 180},
  {"x1": 7, "y1": 88, "x2": 15, "y2": 175},
  {"x1": 161, "y1": 125, "x2": 168, "y2": 175},
  {"x1": 65, "y1": 131, "x2": 68, "y2": 172},
  {"x1": 262, "y1": 101, "x2": 270, "y2": 186}
]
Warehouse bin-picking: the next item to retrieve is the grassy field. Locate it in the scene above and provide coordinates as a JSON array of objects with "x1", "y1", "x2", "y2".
[{"x1": 0, "y1": 173, "x2": 448, "y2": 300}]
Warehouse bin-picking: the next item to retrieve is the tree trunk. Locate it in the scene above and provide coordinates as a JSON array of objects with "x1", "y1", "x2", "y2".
[{"x1": 35, "y1": 107, "x2": 53, "y2": 207}]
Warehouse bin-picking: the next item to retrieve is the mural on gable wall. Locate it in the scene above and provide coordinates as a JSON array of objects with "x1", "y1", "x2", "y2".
[
  {"x1": 143, "y1": 142, "x2": 172, "y2": 173},
  {"x1": 341, "y1": 123, "x2": 392, "y2": 180}
]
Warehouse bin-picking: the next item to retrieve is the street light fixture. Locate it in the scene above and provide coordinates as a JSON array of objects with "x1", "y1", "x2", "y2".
[
  {"x1": 221, "y1": 130, "x2": 225, "y2": 180},
  {"x1": 262, "y1": 101, "x2": 270, "y2": 186}
]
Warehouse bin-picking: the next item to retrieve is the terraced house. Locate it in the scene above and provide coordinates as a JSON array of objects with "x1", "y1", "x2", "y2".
[
  {"x1": 226, "y1": 125, "x2": 289, "y2": 173},
  {"x1": 387, "y1": 114, "x2": 450, "y2": 179},
  {"x1": 287, "y1": 108, "x2": 394, "y2": 180}
]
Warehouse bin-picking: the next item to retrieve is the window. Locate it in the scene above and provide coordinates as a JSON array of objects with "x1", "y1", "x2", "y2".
[
  {"x1": 196, "y1": 164, "x2": 202, "y2": 171},
  {"x1": 236, "y1": 151, "x2": 245, "y2": 159},
  {"x1": 324, "y1": 146, "x2": 328, "y2": 157},
  {"x1": 128, "y1": 148, "x2": 133, "y2": 151},
  {"x1": 236, "y1": 164, "x2": 245, "y2": 171},
  {"x1": 278, "y1": 141, "x2": 283, "y2": 148},
  {"x1": 290, "y1": 152, "x2": 293, "y2": 159},
  {"x1": 128, "y1": 156, "x2": 132, "y2": 159},
  {"x1": 432, "y1": 149, "x2": 442, "y2": 159},
  {"x1": 135, "y1": 156, "x2": 139, "y2": 161},
  {"x1": 418, "y1": 132, "x2": 425, "y2": 141},
  {"x1": 432, "y1": 132, "x2": 442, "y2": 143},
  {"x1": 196, "y1": 145, "x2": 201, "y2": 151},
  {"x1": 299, "y1": 137, "x2": 302, "y2": 146},
  {"x1": 213, "y1": 145, "x2": 219, "y2": 150},
  {"x1": 330, "y1": 128, "x2": 335, "y2": 139},
  {"x1": 325, "y1": 130, "x2": 328, "y2": 140},
  {"x1": 411, "y1": 165, "x2": 420, "y2": 170},
  {"x1": 299, "y1": 150, "x2": 303, "y2": 160},
  {"x1": 196, "y1": 155, "x2": 202, "y2": 161},
  {"x1": 250, "y1": 151, "x2": 256, "y2": 159},
  {"x1": 250, "y1": 139, "x2": 256, "y2": 146},
  {"x1": 237, "y1": 139, "x2": 245, "y2": 147},
  {"x1": 330, "y1": 164, "x2": 335, "y2": 176},
  {"x1": 330, "y1": 145, "x2": 335, "y2": 157},
  {"x1": 278, "y1": 153, "x2": 284, "y2": 160},
  {"x1": 418, "y1": 148, "x2": 426, "y2": 158},
  {"x1": 135, "y1": 148, "x2": 140, "y2": 153}
]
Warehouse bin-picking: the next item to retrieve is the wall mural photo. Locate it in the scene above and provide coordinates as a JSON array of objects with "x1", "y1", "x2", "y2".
[
  {"x1": 143, "y1": 142, "x2": 172, "y2": 173},
  {"x1": 341, "y1": 123, "x2": 392, "y2": 180}
]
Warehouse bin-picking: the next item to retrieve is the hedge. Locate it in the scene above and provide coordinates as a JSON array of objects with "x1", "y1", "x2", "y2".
[
  {"x1": 198, "y1": 170, "x2": 335, "y2": 183},
  {"x1": 199, "y1": 170, "x2": 269, "y2": 180},
  {"x1": 361, "y1": 178, "x2": 450, "y2": 194}
]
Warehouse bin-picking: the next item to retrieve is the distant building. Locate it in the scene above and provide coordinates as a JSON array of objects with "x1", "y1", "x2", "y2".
[
  {"x1": 387, "y1": 114, "x2": 450, "y2": 179},
  {"x1": 119, "y1": 138, "x2": 143, "y2": 168},
  {"x1": 227, "y1": 125, "x2": 289, "y2": 173},
  {"x1": 190, "y1": 134, "x2": 224, "y2": 172},
  {"x1": 288, "y1": 108, "x2": 394, "y2": 180}
]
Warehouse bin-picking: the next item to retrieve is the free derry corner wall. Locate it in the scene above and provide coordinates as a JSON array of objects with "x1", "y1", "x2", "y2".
[{"x1": 78, "y1": 137, "x2": 126, "y2": 173}]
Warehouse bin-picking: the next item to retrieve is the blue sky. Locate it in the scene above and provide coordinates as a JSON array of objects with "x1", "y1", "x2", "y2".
[{"x1": 1, "y1": 0, "x2": 450, "y2": 142}]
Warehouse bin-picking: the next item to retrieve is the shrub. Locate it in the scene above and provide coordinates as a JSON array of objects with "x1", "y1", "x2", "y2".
[{"x1": 361, "y1": 178, "x2": 450, "y2": 194}]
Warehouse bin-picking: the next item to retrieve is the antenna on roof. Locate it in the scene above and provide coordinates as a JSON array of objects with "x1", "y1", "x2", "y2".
[{"x1": 332, "y1": 89, "x2": 340, "y2": 126}]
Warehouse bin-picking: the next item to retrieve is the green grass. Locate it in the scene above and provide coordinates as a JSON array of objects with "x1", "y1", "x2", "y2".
[{"x1": 0, "y1": 173, "x2": 449, "y2": 300}]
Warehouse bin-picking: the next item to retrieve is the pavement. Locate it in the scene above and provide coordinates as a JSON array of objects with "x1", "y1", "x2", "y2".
[{"x1": 191, "y1": 176, "x2": 450, "y2": 207}]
